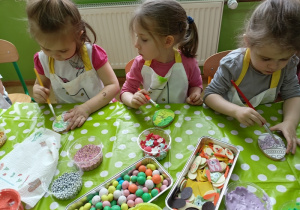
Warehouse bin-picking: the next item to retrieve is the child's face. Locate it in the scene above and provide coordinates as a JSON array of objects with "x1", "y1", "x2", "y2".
[
  {"x1": 36, "y1": 33, "x2": 77, "y2": 61},
  {"x1": 249, "y1": 44, "x2": 295, "y2": 75},
  {"x1": 133, "y1": 21, "x2": 162, "y2": 61}
]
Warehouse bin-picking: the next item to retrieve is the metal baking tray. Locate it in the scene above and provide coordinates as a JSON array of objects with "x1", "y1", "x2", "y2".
[
  {"x1": 66, "y1": 156, "x2": 173, "y2": 210},
  {"x1": 165, "y1": 136, "x2": 240, "y2": 210}
]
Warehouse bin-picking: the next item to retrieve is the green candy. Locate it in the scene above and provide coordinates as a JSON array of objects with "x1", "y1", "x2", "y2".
[
  {"x1": 116, "y1": 184, "x2": 122, "y2": 190},
  {"x1": 90, "y1": 208, "x2": 96, "y2": 210},
  {"x1": 123, "y1": 174, "x2": 130, "y2": 181},
  {"x1": 141, "y1": 193, "x2": 152, "y2": 202},
  {"x1": 137, "y1": 172, "x2": 146, "y2": 177},
  {"x1": 137, "y1": 176, "x2": 146, "y2": 185},
  {"x1": 111, "y1": 200, "x2": 117, "y2": 206},
  {"x1": 135, "y1": 189, "x2": 144, "y2": 197},
  {"x1": 151, "y1": 189, "x2": 159, "y2": 197},
  {"x1": 131, "y1": 175, "x2": 137, "y2": 183},
  {"x1": 95, "y1": 202, "x2": 103, "y2": 209},
  {"x1": 103, "y1": 206, "x2": 111, "y2": 210},
  {"x1": 111, "y1": 206, "x2": 121, "y2": 210}
]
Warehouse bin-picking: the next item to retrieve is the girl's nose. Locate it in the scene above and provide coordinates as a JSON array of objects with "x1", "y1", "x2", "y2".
[
  {"x1": 134, "y1": 40, "x2": 139, "y2": 49},
  {"x1": 267, "y1": 61, "x2": 279, "y2": 71}
]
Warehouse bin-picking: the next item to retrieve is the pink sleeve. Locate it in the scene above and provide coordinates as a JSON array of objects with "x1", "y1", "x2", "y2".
[
  {"x1": 182, "y1": 56, "x2": 203, "y2": 90},
  {"x1": 120, "y1": 56, "x2": 144, "y2": 101},
  {"x1": 92, "y1": 44, "x2": 108, "y2": 70},
  {"x1": 34, "y1": 52, "x2": 45, "y2": 75}
]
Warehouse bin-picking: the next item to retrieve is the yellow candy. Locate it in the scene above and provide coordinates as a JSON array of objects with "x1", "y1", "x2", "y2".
[
  {"x1": 121, "y1": 203, "x2": 129, "y2": 210},
  {"x1": 147, "y1": 176, "x2": 152, "y2": 180},
  {"x1": 156, "y1": 183, "x2": 162, "y2": 188},
  {"x1": 83, "y1": 203, "x2": 91, "y2": 210},
  {"x1": 108, "y1": 186, "x2": 116, "y2": 194},
  {"x1": 113, "y1": 180, "x2": 119, "y2": 187},
  {"x1": 79, "y1": 207, "x2": 84, "y2": 210},
  {"x1": 107, "y1": 193, "x2": 114, "y2": 202},
  {"x1": 101, "y1": 195, "x2": 108, "y2": 201},
  {"x1": 160, "y1": 175, "x2": 164, "y2": 181},
  {"x1": 147, "y1": 164, "x2": 156, "y2": 171}
]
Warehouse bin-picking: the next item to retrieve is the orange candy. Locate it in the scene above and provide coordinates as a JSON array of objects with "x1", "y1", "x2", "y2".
[
  {"x1": 128, "y1": 184, "x2": 138, "y2": 193},
  {"x1": 138, "y1": 165, "x2": 146, "y2": 172},
  {"x1": 152, "y1": 174, "x2": 161, "y2": 184},
  {"x1": 145, "y1": 169, "x2": 152, "y2": 177}
]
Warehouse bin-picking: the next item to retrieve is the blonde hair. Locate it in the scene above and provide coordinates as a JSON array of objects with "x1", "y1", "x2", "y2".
[
  {"x1": 242, "y1": 0, "x2": 300, "y2": 51},
  {"x1": 130, "y1": 0, "x2": 198, "y2": 58},
  {"x1": 26, "y1": 0, "x2": 97, "y2": 55}
]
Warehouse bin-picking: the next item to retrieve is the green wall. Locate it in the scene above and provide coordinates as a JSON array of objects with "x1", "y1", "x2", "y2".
[{"x1": 0, "y1": 0, "x2": 260, "y2": 82}]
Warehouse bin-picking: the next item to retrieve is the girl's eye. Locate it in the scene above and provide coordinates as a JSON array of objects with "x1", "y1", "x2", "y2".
[
  {"x1": 59, "y1": 50, "x2": 68, "y2": 53},
  {"x1": 280, "y1": 58, "x2": 289, "y2": 61},
  {"x1": 262, "y1": 58, "x2": 270, "y2": 61},
  {"x1": 142, "y1": 39, "x2": 148, "y2": 42}
]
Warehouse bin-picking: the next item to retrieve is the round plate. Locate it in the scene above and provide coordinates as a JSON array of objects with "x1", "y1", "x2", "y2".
[{"x1": 258, "y1": 133, "x2": 286, "y2": 160}]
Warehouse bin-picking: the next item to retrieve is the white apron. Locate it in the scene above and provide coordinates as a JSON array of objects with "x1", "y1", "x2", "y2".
[
  {"x1": 141, "y1": 50, "x2": 188, "y2": 103},
  {"x1": 227, "y1": 48, "x2": 281, "y2": 107},
  {"x1": 41, "y1": 44, "x2": 104, "y2": 103}
]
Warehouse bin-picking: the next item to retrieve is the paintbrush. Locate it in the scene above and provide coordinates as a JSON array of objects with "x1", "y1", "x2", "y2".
[
  {"x1": 138, "y1": 88, "x2": 159, "y2": 108},
  {"x1": 34, "y1": 68, "x2": 57, "y2": 118},
  {"x1": 230, "y1": 80, "x2": 279, "y2": 143}
]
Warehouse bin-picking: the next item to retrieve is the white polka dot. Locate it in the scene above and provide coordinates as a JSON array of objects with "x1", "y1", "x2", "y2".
[
  {"x1": 145, "y1": 105, "x2": 152, "y2": 109},
  {"x1": 231, "y1": 130, "x2": 238, "y2": 135},
  {"x1": 55, "y1": 105, "x2": 62, "y2": 108},
  {"x1": 240, "y1": 124, "x2": 247, "y2": 128},
  {"x1": 226, "y1": 116, "x2": 234, "y2": 121},
  {"x1": 105, "y1": 152, "x2": 112, "y2": 158},
  {"x1": 217, "y1": 123, "x2": 225, "y2": 128},
  {"x1": 133, "y1": 123, "x2": 140, "y2": 127},
  {"x1": 18, "y1": 122, "x2": 25, "y2": 127},
  {"x1": 258, "y1": 174, "x2": 267, "y2": 181},
  {"x1": 131, "y1": 137, "x2": 137, "y2": 142},
  {"x1": 101, "y1": 129, "x2": 108, "y2": 134},
  {"x1": 165, "y1": 129, "x2": 171, "y2": 135},
  {"x1": 110, "y1": 136, "x2": 116, "y2": 141},
  {"x1": 98, "y1": 111, "x2": 104, "y2": 115},
  {"x1": 118, "y1": 144, "x2": 126, "y2": 150},
  {"x1": 185, "y1": 117, "x2": 191, "y2": 121},
  {"x1": 256, "y1": 109, "x2": 263, "y2": 114},
  {"x1": 37, "y1": 122, "x2": 44, "y2": 127},
  {"x1": 208, "y1": 130, "x2": 215, "y2": 135},
  {"x1": 186, "y1": 130, "x2": 193, "y2": 135},
  {"x1": 277, "y1": 110, "x2": 283, "y2": 114},
  {"x1": 60, "y1": 151, "x2": 67, "y2": 157},
  {"x1": 88, "y1": 136, "x2": 95, "y2": 142},
  {"x1": 174, "y1": 110, "x2": 181, "y2": 114},
  {"x1": 270, "y1": 116, "x2": 278, "y2": 121},
  {"x1": 75, "y1": 144, "x2": 82, "y2": 149},
  {"x1": 164, "y1": 162, "x2": 171, "y2": 168},
  {"x1": 14, "y1": 116, "x2": 20, "y2": 120},
  {"x1": 237, "y1": 145, "x2": 244, "y2": 151},
  {"x1": 0, "y1": 151, "x2": 5, "y2": 156},
  {"x1": 115, "y1": 161, "x2": 123, "y2": 168},
  {"x1": 50, "y1": 202, "x2": 59, "y2": 209},
  {"x1": 86, "y1": 117, "x2": 92, "y2": 121},
  {"x1": 194, "y1": 111, "x2": 201, "y2": 115},
  {"x1": 175, "y1": 137, "x2": 182, "y2": 142},
  {"x1": 286, "y1": 175, "x2": 296, "y2": 181},
  {"x1": 270, "y1": 197, "x2": 276, "y2": 206},
  {"x1": 175, "y1": 123, "x2": 181, "y2": 127},
  {"x1": 230, "y1": 174, "x2": 239, "y2": 181},
  {"x1": 265, "y1": 104, "x2": 272, "y2": 107},
  {"x1": 164, "y1": 105, "x2": 171, "y2": 109},
  {"x1": 245, "y1": 138, "x2": 253, "y2": 143},
  {"x1": 295, "y1": 164, "x2": 300, "y2": 170},
  {"x1": 81, "y1": 129, "x2": 88, "y2": 134},
  {"x1": 241, "y1": 163, "x2": 250, "y2": 170},
  {"x1": 122, "y1": 130, "x2": 129, "y2": 134},
  {"x1": 205, "y1": 116, "x2": 212, "y2": 120},
  {"x1": 100, "y1": 171, "x2": 108, "y2": 177},
  {"x1": 196, "y1": 123, "x2": 203, "y2": 128},
  {"x1": 176, "y1": 153, "x2": 183, "y2": 159},
  {"x1": 68, "y1": 135, "x2": 74, "y2": 141},
  {"x1": 187, "y1": 145, "x2": 195, "y2": 151},
  {"x1": 254, "y1": 130, "x2": 262, "y2": 135},
  {"x1": 4, "y1": 129, "x2": 10, "y2": 134},
  {"x1": 84, "y1": 181, "x2": 93, "y2": 188},
  {"x1": 267, "y1": 164, "x2": 277, "y2": 171},
  {"x1": 144, "y1": 116, "x2": 150, "y2": 121},
  {"x1": 251, "y1": 155, "x2": 260, "y2": 161},
  {"x1": 9, "y1": 111, "x2": 16, "y2": 115},
  {"x1": 297, "y1": 197, "x2": 300, "y2": 203},
  {"x1": 128, "y1": 153, "x2": 136, "y2": 158},
  {"x1": 116, "y1": 111, "x2": 123, "y2": 115},
  {"x1": 109, "y1": 106, "x2": 115, "y2": 110},
  {"x1": 176, "y1": 172, "x2": 181, "y2": 178},
  {"x1": 125, "y1": 116, "x2": 131, "y2": 120},
  {"x1": 221, "y1": 137, "x2": 229, "y2": 143},
  {"x1": 105, "y1": 117, "x2": 111, "y2": 120},
  {"x1": 113, "y1": 122, "x2": 120, "y2": 126},
  {"x1": 276, "y1": 185, "x2": 287, "y2": 192},
  {"x1": 183, "y1": 105, "x2": 190, "y2": 109},
  {"x1": 23, "y1": 129, "x2": 30, "y2": 134},
  {"x1": 27, "y1": 111, "x2": 33, "y2": 116},
  {"x1": 8, "y1": 136, "x2": 16, "y2": 141},
  {"x1": 135, "y1": 110, "x2": 142, "y2": 114},
  {"x1": 67, "y1": 161, "x2": 74, "y2": 167},
  {"x1": 43, "y1": 110, "x2": 50, "y2": 115}
]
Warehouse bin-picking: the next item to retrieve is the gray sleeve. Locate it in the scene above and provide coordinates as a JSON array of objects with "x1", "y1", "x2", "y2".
[{"x1": 279, "y1": 55, "x2": 300, "y2": 100}]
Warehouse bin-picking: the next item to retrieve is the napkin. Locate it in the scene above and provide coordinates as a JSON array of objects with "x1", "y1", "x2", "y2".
[{"x1": 0, "y1": 128, "x2": 61, "y2": 207}]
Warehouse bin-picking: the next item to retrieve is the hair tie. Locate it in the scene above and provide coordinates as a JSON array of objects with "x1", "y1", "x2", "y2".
[{"x1": 187, "y1": 16, "x2": 194, "y2": 24}]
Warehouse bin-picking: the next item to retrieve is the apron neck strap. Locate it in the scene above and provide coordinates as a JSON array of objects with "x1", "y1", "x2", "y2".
[
  {"x1": 48, "y1": 44, "x2": 92, "y2": 74},
  {"x1": 144, "y1": 49, "x2": 182, "y2": 66}
]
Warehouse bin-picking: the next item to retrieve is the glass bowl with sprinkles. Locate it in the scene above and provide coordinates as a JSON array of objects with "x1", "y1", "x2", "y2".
[
  {"x1": 137, "y1": 127, "x2": 171, "y2": 161},
  {"x1": 43, "y1": 160, "x2": 83, "y2": 200},
  {"x1": 67, "y1": 136, "x2": 103, "y2": 172}
]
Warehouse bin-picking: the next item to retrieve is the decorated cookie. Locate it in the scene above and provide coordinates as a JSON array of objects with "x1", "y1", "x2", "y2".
[
  {"x1": 0, "y1": 130, "x2": 7, "y2": 148},
  {"x1": 52, "y1": 112, "x2": 69, "y2": 133},
  {"x1": 152, "y1": 109, "x2": 175, "y2": 128},
  {"x1": 258, "y1": 133, "x2": 286, "y2": 161}
]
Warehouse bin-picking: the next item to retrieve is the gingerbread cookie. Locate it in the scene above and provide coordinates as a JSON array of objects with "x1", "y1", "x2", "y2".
[
  {"x1": 52, "y1": 112, "x2": 69, "y2": 133},
  {"x1": 152, "y1": 109, "x2": 175, "y2": 128},
  {"x1": 258, "y1": 133, "x2": 286, "y2": 161},
  {"x1": 0, "y1": 131, "x2": 7, "y2": 148}
]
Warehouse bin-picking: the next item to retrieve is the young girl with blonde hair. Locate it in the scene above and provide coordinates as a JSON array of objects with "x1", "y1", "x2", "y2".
[{"x1": 26, "y1": 0, "x2": 120, "y2": 130}]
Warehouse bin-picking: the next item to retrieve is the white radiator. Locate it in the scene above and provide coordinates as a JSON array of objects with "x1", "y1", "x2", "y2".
[{"x1": 78, "y1": 1, "x2": 224, "y2": 69}]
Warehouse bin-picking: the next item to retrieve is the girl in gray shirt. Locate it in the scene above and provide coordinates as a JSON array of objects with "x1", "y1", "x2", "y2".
[{"x1": 204, "y1": 0, "x2": 300, "y2": 154}]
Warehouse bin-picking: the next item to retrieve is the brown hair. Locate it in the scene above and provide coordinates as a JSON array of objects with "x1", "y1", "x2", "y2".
[
  {"x1": 129, "y1": 0, "x2": 198, "y2": 58},
  {"x1": 26, "y1": 0, "x2": 97, "y2": 55},
  {"x1": 242, "y1": 0, "x2": 300, "y2": 51}
]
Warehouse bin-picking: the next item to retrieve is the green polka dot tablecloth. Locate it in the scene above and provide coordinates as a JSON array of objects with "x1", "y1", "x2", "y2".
[{"x1": 0, "y1": 102, "x2": 299, "y2": 210}]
